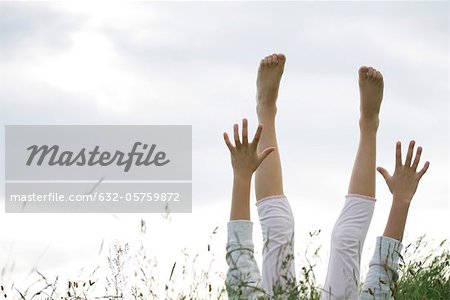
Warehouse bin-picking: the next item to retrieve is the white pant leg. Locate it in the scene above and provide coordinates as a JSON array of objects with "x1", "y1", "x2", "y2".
[
  {"x1": 256, "y1": 195, "x2": 296, "y2": 297},
  {"x1": 321, "y1": 194, "x2": 376, "y2": 300}
]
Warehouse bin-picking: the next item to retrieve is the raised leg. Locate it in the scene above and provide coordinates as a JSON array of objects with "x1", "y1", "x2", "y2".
[
  {"x1": 322, "y1": 66, "x2": 384, "y2": 299},
  {"x1": 254, "y1": 54, "x2": 296, "y2": 297},
  {"x1": 255, "y1": 53, "x2": 285, "y2": 200},
  {"x1": 348, "y1": 66, "x2": 384, "y2": 197}
]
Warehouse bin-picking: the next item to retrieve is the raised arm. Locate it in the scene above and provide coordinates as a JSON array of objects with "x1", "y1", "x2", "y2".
[
  {"x1": 378, "y1": 140, "x2": 429, "y2": 241},
  {"x1": 224, "y1": 118, "x2": 274, "y2": 300},
  {"x1": 360, "y1": 140, "x2": 430, "y2": 299}
]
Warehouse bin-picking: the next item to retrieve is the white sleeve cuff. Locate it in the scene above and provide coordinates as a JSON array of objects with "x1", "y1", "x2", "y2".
[
  {"x1": 371, "y1": 236, "x2": 403, "y2": 270},
  {"x1": 227, "y1": 220, "x2": 253, "y2": 245}
]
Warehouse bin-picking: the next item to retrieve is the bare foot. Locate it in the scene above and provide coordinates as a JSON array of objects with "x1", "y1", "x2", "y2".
[
  {"x1": 358, "y1": 66, "x2": 384, "y2": 129},
  {"x1": 256, "y1": 53, "x2": 286, "y2": 117}
]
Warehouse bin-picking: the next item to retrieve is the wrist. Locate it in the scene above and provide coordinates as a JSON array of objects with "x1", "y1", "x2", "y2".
[
  {"x1": 384, "y1": 198, "x2": 411, "y2": 242},
  {"x1": 392, "y1": 194, "x2": 413, "y2": 206},
  {"x1": 391, "y1": 197, "x2": 411, "y2": 215}
]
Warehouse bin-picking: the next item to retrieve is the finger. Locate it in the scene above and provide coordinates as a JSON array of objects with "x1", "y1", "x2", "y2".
[
  {"x1": 417, "y1": 161, "x2": 430, "y2": 180},
  {"x1": 223, "y1": 132, "x2": 234, "y2": 152},
  {"x1": 377, "y1": 166, "x2": 391, "y2": 182},
  {"x1": 404, "y1": 140, "x2": 415, "y2": 167},
  {"x1": 258, "y1": 146, "x2": 276, "y2": 163},
  {"x1": 241, "y1": 118, "x2": 248, "y2": 145},
  {"x1": 251, "y1": 123, "x2": 264, "y2": 148},
  {"x1": 395, "y1": 141, "x2": 402, "y2": 169},
  {"x1": 411, "y1": 146, "x2": 422, "y2": 171},
  {"x1": 233, "y1": 123, "x2": 241, "y2": 147}
]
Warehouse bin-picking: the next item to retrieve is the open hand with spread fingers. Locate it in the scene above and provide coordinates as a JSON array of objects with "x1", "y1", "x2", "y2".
[
  {"x1": 224, "y1": 118, "x2": 276, "y2": 178},
  {"x1": 377, "y1": 140, "x2": 430, "y2": 204}
]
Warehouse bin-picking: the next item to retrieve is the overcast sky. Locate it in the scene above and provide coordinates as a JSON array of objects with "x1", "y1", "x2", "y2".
[{"x1": 0, "y1": 1, "x2": 448, "y2": 297}]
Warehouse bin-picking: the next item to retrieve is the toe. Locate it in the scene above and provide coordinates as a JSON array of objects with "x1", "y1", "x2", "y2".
[
  {"x1": 367, "y1": 67, "x2": 374, "y2": 77},
  {"x1": 271, "y1": 54, "x2": 278, "y2": 64},
  {"x1": 375, "y1": 71, "x2": 384, "y2": 84},
  {"x1": 359, "y1": 66, "x2": 369, "y2": 78},
  {"x1": 272, "y1": 54, "x2": 278, "y2": 64},
  {"x1": 273, "y1": 54, "x2": 279, "y2": 64},
  {"x1": 373, "y1": 68, "x2": 378, "y2": 76}
]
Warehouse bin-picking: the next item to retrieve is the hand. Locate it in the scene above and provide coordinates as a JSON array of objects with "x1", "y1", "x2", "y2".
[
  {"x1": 377, "y1": 140, "x2": 430, "y2": 204},
  {"x1": 224, "y1": 118, "x2": 275, "y2": 177}
]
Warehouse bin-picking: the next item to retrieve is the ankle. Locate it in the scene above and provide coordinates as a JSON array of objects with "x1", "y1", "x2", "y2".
[
  {"x1": 256, "y1": 104, "x2": 277, "y2": 119},
  {"x1": 359, "y1": 117, "x2": 379, "y2": 132}
]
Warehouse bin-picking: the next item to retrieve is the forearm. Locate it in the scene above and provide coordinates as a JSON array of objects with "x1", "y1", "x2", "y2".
[
  {"x1": 230, "y1": 173, "x2": 252, "y2": 221},
  {"x1": 383, "y1": 197, "x2": 410, "y2": 241}
]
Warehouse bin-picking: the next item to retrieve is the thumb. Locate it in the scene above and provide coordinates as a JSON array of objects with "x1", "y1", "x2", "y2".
[
  {"x1": 259, "y1": 147, "x2": 276, "y2": 163},
  {"x1": 377, "y1": 166, "x2": 391, "y2": 181}
]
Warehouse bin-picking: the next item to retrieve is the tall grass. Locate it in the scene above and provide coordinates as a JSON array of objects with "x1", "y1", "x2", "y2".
[
  {"x1": 393, "y1": 236, "x2": 450, "y2": 300},
  {"x1": 1, "y1": 223, "x2": 448, "y2": 299}
]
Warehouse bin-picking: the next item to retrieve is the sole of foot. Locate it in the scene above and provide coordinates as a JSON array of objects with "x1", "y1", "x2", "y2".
[
  {"x1": 358, "y1": 66, "x2": 384, "y2": 129},
  {"x1": 256, "y1": 53, "x2": 286, "y2": 117}
]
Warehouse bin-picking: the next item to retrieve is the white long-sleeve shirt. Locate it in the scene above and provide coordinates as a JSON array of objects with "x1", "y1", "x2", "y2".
[{"x1": 225, "y1": 195, "x2": 403, "y2": 300}]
